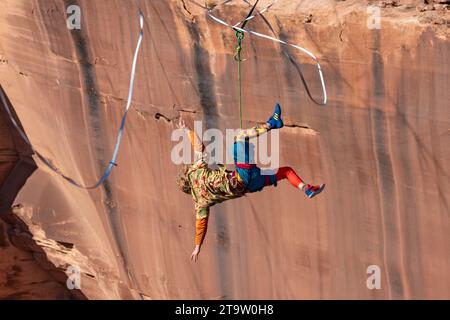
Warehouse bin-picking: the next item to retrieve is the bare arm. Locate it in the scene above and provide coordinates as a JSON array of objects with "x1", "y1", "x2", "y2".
[{"x1": 177, "y1": 116, "x2": 204, "y2": 153}]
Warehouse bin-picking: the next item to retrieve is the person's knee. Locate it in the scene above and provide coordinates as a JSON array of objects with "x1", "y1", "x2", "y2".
[
  {"x1": 276, "y1": 166, "x2": 292, "y2": 180},
  {"x1": 234, "y1": 129, "x2": 246, "y2": 142},
  {"x1": 283, "y1": 166, "x2": 295, "y2": 174}
]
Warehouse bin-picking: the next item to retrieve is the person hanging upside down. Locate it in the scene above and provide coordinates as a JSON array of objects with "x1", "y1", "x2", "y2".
[{"x1": 176, "y1": 104, "x2": 325, "y2": 262}]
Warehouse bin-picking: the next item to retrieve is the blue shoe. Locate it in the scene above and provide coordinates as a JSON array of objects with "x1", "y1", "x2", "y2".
[
  {"x1": 267, "y1": 103, "x2": 284, "y2": 129},
  {"x1": 305, "y1": 184, "x2": 325, "y2": 199}
]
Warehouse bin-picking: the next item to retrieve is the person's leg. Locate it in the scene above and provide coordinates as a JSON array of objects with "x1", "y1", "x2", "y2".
[
  {"x1": 271, "y1": 166, "x2": 326, "y2": 198},
  {"x1": 275, "y1": 166, "x2": 305, "y2": 190},
  {"x1": 235, "y1": 124, "x2": 270, "y2": 142},
  {"x1": 233, "y1": 103, "x2": 286, "y2": 191},
  {"x1": 245, "y1": 167, "x2": 299, "y2": 193},
  {"x1": 234, "y1": 124, "x2": 269, "y2": 165},
  {"x1": 234, "y1": 102, "x2": 284, "y2": 142}
]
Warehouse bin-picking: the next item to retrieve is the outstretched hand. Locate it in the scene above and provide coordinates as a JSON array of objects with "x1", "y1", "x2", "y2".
[
  {"x1": 190, "y1": 245, "x2": 201, "y2": 262},
  {"x1": 176, "y1": 116, "x2": 187, "y2": 130}
]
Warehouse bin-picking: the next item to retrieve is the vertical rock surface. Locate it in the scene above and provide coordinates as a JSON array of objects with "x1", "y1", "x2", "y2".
[{"x1": 0, "y1": 0, "x2": 449, "y2": 299}]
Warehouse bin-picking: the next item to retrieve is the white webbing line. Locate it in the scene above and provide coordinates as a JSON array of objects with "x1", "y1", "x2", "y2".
[{"x1": 205, "y1": 0, "x2": 328, "y2": 105}]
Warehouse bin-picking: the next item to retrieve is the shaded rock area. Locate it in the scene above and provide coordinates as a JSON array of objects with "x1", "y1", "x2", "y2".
[
  {"x1": 0, "y1": 209, "x2": 86, "y2": 300},
  {"x1": 0, "y1": 87, "x2": 83, "y2": 299}
]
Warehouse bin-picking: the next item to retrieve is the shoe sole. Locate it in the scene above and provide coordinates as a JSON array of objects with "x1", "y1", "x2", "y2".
[{"x1": 308, "y1": 184, "x2": 325, "y2": 199}]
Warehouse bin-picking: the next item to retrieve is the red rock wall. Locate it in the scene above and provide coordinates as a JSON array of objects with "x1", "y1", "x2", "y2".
[
  {"x1": 0, "y1": 87, "x2": 83, "y2": 299},
  {"x1": 0, "y1": 0, "x2": 449, "y2": 299}
]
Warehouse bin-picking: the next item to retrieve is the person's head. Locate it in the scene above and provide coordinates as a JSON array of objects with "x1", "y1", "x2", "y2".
[{"x1": 176, "y1": 164, "x2": 191, "y2": 195}]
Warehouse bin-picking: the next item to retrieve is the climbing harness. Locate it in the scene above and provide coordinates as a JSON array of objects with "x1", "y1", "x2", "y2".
[
  {"x1": 0, "y1": 10, "x2": 145, "y2": 189},
  {"x1": 194, "y1": 0, "x2": 328, "y2": 108}
]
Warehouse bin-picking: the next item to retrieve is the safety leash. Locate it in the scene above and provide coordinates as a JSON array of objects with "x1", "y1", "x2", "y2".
[
  {"x1": 0, "y1": 10, "x2": 145, "y2": 189},
  {"x1": 234, "y1": 31, "x2": 244, "y2": 129},
  {"x1": 233, "y1": 0, "x2": 259, "y2": 129}
]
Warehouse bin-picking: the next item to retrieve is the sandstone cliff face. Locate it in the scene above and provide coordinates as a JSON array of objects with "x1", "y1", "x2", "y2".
[
  {"x1": 0, "y1": 86, "x2": 83, "y2": 299},
  {"x1": 0, "y1": 0, "x2": 449, "y2": 299}
]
